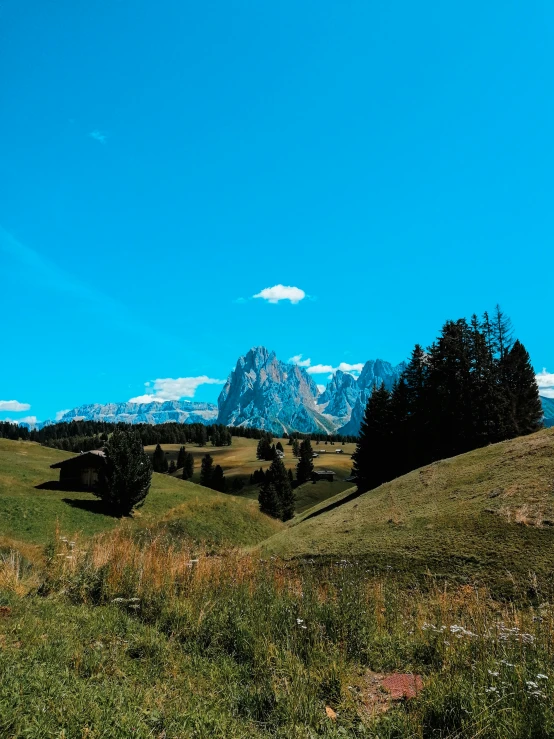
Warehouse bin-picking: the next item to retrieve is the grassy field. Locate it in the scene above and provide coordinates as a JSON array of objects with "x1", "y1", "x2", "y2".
[
  {"x1": 2, "y1": 532, "x2": 554, "y2": 738},
  {"x1": 0, "y1": 439, "x2": 281, "y2": 553},
  {"x1": 260, "y1": 428, "x2": 554, "y2": 591},
  {"x1": 3, "y1": 432, "x2": 554, "y2": 736},
  {"x1": 146, "y1": 436, "x2": 356, "y2": 503}
]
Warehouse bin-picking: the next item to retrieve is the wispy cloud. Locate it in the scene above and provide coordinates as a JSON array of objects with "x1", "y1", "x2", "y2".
[
  {"x1": 253, "y1": 285, "x2": 306, "y2": 304},
  {"x1": 288, "y1": 354, "x2": 311, "y2": 367},
  {"x1": 0, "y1": 400, "x2": 30, "y2": 411},
  {"x1": 307, "y1": 364, "x2": 335, "y2": 374},
  {"x1": 89, "y1": 129, "x2": 108, "y2": 144},
  {"x1": 0, "y1": 225, "x2": 159, "y2": 339},
  {"x1": 307, "y1": 361, "x2": 365, "y2": 376},
  {"x1": 537, "y1": 368, "x2": 554, "y2": 398},
  {"x1": 55, "y1": 409, "x2": 70, "y2": 421},
  {"x1": 4, "y1": 415, "x2": 38, "y2": 426},
  {"x1": 129, "y1": 376, "x2": 225, "y2": 403}
]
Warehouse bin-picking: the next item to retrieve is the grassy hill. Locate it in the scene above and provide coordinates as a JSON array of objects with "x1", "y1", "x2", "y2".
[
  {"x1": 0, "y1": 439, "x2": 281, "y2": 552},
  {"x1": 147, "y1": 436, "x2": 355, "y2": 501},
  {"x1": 261, "y1": 428, "x2": 554, "y2": 589}
]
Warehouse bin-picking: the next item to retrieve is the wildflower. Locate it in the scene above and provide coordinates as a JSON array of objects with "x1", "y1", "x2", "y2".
[
  {"x1": 485, "y1": 687, "x2": 498, "y2": 693},
  {"x1": 537, "y1": 674, "x2": 548, "y2": 680},
  {"x1": 112, "y1": 597, "x2": 127, "y2": 603},
  {"x1": 526, "y1": 681, "x2": 539, "y2": 689},
  {"x1": 296, "y1": 618, "x2": 304, "y2": 625},
  {"x1": 488, "y1": 671, "x2": 499, "y2": 677}
]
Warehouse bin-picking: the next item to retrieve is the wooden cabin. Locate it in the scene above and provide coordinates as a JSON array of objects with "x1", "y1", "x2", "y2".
[
  {"x1": 311, "y1": 469, "x2": 335, "y2": 482},
  {"x1": 50, "y1": 450, "x2": 106, "y2": 490}
]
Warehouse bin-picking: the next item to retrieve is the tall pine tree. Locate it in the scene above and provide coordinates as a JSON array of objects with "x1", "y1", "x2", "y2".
[
  {"x1": 351, "y1": 383, "x2": 392, "y2": 493},
  {"x1": 296, "y1": 439, "x2": 314, "y2": 484}
]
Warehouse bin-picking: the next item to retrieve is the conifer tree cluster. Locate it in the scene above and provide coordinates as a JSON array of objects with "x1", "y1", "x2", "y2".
[
  {"x1": 96, "y1": 428, "x2": 152, "y2": 516},
  {"x1": 295, "y1": 439, "x2": 314, "y2": 484},
  {"x1": 199, "y1": 453, "x2": 227, "y2": 492},
  {"x1": 152, "y1": 443, "x2": 168, "y2": 473},
  {"x1": 256, "y1": 432, "x2": 277, "y2": 461},
  {"x1": 258, "y1": 456, "x2": 295, "y2": 521},
  {"x1": 353, "y1": 307, "x2": 543, "y2": 494}
]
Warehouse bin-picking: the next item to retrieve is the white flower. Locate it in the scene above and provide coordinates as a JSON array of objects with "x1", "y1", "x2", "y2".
[
  {"x1": 296, "y1": 618, "x2": 304, "y2": 625},
  {"x1": 488, "y1": 671, "x2": 499, "y2": 677},
  {"x1": 537, "y1": 674, "x2": 548, "y2": 680},
  {"x1": 527, "y1": 681, "x2": 539, "y2": 689}
]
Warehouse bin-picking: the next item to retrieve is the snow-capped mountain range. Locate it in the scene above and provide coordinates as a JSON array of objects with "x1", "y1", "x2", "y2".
[
  {"x1": 48, "y1": 347, "x2": 406, "y2": 435},
  {"x1": 34, "y1": 346, "x2": 553, "y2": 435}
]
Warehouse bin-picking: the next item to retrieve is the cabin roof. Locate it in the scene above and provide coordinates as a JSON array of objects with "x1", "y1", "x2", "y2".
[{"x1": 50, "y1": 450, "x2": 106, "y2": 469}]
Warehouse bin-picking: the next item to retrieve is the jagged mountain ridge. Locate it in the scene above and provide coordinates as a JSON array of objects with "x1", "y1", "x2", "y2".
[
  {"x1": 218, "y1": 347, "x2": 406, "y2": 435},
  {"x1": 35, "y1": 346, "x2": 552, "y2": 434},
  {"x1": 217, "y1": 346, "x2": 334, "y2": 434},
  {"x1": 54, "y1": 400, "x2": 218, "y2": 427}
]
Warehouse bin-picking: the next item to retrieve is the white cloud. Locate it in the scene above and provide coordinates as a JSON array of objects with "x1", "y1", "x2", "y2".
[
  {"x1": 0, "y1": 400, "x2": 30, "y2": 411},
  {"x1": 129, "y1": 375, "x2": 225, "y2": 403},
  {"x1": 536, "y1": 369, "x2": 554, "y2": 389},
  {"x1": 541, "y1": 388, "x2": 554, "y2": 399},
  {"x1": 4, "y1": 415, "x2": 38, "y2": 426},
  {"x1": 289, "y1": 354, "x2": 311, "y2": 367},
  {"x1": 307, "y1": 364, "x2": 335, "y2": 374},
  {"x1": 336, "y1": 362, "x2": 364, "y2": 373},
  {"x1": 128, "y1": 394, "x2": 164, "y2": 404},
  {"x1": 253, "y1": 285, "x2": 306, "y2": 304},
  {"x1": 55, "y1": 409, "x2": 70, "y2": 421},
  {"x1": 90, "y1": 129, "x2": 107, "y2": 144},
  {"x1": 19, "y1": 416, "x2": 38, "y2": 426}
]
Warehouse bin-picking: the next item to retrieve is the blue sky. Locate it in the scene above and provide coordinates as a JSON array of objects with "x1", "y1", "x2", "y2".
[{"x1": 1, "y1": 0, "x2": 553, "y2": 424}]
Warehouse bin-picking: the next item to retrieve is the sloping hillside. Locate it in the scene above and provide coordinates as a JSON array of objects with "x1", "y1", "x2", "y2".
[
  {"x1": 261, "y1": 429, "x2": 554, "y2": 587},
  {"x1": 0, "y1": 439, "x2": 281, "y2": 549}
]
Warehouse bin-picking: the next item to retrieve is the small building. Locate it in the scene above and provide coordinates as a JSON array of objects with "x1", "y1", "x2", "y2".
[
  {"x1": 335, "y1": 448, "x2": 344, "y2": 454},
  {"x1": 311, "y1": 469, "x2": 335, "y2": 482},
  {"x1": 312, "y1": 452, "x2": 319, "y2": 458},
  {"x1": 276, "y1": 450, "x2": 285, "y2": 458},
  {"x1": 50, "y1": 450, "x2": 106, "y2": 490}
]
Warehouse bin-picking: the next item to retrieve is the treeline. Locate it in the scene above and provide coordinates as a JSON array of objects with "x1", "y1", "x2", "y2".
[
  {"x1": 353, "y1": 307, "x2": 544, "y2": 493},
  {"x1": 0, "y1": 420, "x2": 234, "y2": 451}
]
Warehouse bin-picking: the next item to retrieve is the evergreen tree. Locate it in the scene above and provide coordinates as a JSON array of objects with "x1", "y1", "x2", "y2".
[
  {"x1": 152, "y1": 443, "x2": 168, "y2": 473},
  {"x1": 272, "y1": 456, "x2": 295, "y2": 521},
  {"x1": 197, "y1": 425, "x2": 208, "y2": 447},
  {"x1": 211, "y1": 464, "x2": 226, "y2": 492},
  {"x1": 176, "y1": 445, "x2": 187, "y2": 470},
  {"x1": 168, "y1": 460, "x2": 176, "y2": 474},
  {"x1": 182, "y1": 452, "x2": 194, "y2": 480},
  {"x1": 351, "y1": 383, "x2": 392, "y2": 493},
  {"x1": 292, "y1": 438, "x2": 300, "y2": 457},
  {"x1": 287, "y1": 468, "x2": 294, "y2": 486},
  {"x1": 502, "y1": 340, "x2": 543, "y2": 436},
  {"x1": 200, "y1": 453, "x2": 214, "y2": 487},
  {"x1": 97, "y1": 428, "x2": 152, "y2": 516},
  {"x1": 276, "y1": 441, "x2": 284, "y2": 453},
  {"x1": 296, "y1": 439, "x2": 314, "y2": 484},
  {"x1": 258, "y1": 478, "x2": 280, "y2": 518}
]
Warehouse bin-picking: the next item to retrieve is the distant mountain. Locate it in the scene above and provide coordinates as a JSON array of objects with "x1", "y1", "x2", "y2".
[
  {"x1": 542, "y1": 396, "x2": 554, "y2": 428},
  {"x1": 54, "y1": 400, "x2": 218, "y2": 426},
  {"x1": 319, "y1": 359, "x2": 407, "y2": 435},
  {"x1": 217, "y1": 346, "x2": 405, "y2": 435},
  {"x1": 36, "y1": 349, "x2": 549, "y2": 436},
  {"x1": 218, "y1": 346, "x2": 334, "y2": 435}
]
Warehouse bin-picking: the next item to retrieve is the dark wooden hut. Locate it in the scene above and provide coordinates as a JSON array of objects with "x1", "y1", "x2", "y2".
[{"x1": 50, "y1": 450, "x2": 106, "y2": 490}]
